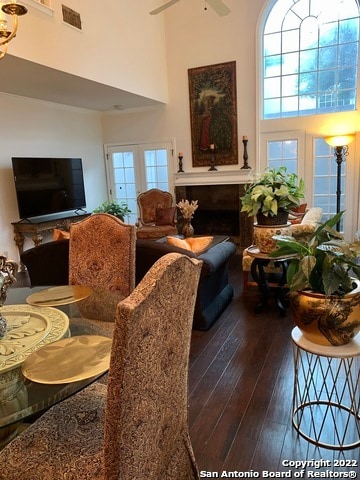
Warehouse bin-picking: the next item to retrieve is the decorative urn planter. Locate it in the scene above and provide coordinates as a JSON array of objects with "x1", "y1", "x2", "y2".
[
  {"x1": 289, "y1": 280, "x2": 360, "y2": 346},
  {"x1": 253, "y1": 210, "x2": 291, "y2": 253}
]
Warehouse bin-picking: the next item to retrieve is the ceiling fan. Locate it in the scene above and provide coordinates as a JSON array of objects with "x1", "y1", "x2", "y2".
[{"x1": 150, "y1": 0, "x2": 231, "y2": 17}]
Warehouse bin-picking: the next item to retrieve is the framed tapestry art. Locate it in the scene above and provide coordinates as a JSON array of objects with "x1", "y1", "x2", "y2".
[{"x1": 188, "y1": 61, "x2": 238, "y2": 168}]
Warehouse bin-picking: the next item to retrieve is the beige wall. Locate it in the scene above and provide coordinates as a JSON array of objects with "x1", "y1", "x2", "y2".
[
  {"x1": 11, "y1": 0, "x2": 169, "y2": 103},
  {"x1": 0, "y1": 94, "x2": 106, "y2": 260},
  {"x1": 102, "y1": 0, "x2": 263, "y2": 172}
]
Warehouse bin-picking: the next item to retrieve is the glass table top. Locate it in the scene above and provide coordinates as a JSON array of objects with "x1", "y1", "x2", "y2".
[{"x1": 0, "y1": 285, "x2": 121, "y2": 446}]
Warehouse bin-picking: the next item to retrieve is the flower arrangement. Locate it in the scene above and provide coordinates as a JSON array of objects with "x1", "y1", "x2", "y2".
[{"x1": 177, "y1": 199, "x2": 198, "y2": 219}]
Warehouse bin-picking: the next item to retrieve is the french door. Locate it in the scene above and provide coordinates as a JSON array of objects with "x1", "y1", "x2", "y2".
[{"x1": 104, "y1": 142, "x2": 174, "y2": 225}]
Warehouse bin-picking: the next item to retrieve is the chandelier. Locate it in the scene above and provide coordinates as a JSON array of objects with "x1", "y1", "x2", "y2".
[{"x1": 0, "y1": 1, "x2": 28, "y2": 60}]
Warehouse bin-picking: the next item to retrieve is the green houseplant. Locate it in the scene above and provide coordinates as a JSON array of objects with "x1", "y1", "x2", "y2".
[
  {"x1": 269, "y1": 211, "x2": 360, "y2": 346},
  {"x1": 240, "y1": 166, "x2": 305, "y2": 223},
  {"x1": 93, "y1": 200, "x2": 131, "y2": 221}
]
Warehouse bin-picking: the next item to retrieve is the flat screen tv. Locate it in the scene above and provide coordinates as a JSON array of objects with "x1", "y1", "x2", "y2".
[{"x1": 12, "y1": 157, "x2": 87, "y2": 220}]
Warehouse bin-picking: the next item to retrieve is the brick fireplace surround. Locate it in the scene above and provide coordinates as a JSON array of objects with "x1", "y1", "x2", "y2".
[{"x1": 174, "y1": 170, "x2": 254, "y2": 250}]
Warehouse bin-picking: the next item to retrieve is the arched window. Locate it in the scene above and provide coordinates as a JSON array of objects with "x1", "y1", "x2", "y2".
[{"x1": 263, "y1": 0, "x2": 360, "y2": 118}]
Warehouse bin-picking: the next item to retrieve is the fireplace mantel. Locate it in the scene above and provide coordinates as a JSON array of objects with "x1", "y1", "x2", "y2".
[
  {"x1": 174, "y1": 169, "x2": 253, "y2": 186},
  {"x1": 174, "y1": 181, "x2": 254, "y2": 249}
]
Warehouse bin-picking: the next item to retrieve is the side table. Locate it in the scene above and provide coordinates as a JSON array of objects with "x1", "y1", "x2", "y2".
[
  {"x1": 12, "y1": 213, "x2": 89, "y2": 271},
  {"x1": 245, "y1": 245, "x2": 293, "y2": 315},
  {"x1": 291, "y1": 327, "x2": 360, "y2": 450}
]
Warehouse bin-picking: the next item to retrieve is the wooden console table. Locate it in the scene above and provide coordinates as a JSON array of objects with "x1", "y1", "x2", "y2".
[{"x1": 12, "y1": 213, "x2": 89, "y2": 271}]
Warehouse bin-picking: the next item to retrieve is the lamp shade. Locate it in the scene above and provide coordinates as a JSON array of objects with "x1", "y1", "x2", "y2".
[{"x1": 324, "y1": 134, "x2": 355, "y2": 147}]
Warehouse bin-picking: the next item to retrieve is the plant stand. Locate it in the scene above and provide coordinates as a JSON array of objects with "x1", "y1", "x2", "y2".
[{"x1": 291, "y1": 327, "x2": 360, "y2": 450}]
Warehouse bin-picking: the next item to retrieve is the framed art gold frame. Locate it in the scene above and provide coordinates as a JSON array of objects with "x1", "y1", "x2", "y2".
[{"x1": 188, "y1": 61, "x2": 238, "y2": 168}]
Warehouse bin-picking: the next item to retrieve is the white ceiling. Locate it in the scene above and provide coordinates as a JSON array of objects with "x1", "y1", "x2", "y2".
[{"x1": 1, "y1": 55, "x2": 164, "y2": 112}]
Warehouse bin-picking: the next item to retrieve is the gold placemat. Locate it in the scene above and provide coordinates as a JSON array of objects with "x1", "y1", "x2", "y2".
[
  {"x1": 21, "y1": 335, "x2": 112, "y2": 384},
  {"x1": 26, "y1": 285, "x2": 92, "y2": 307}
]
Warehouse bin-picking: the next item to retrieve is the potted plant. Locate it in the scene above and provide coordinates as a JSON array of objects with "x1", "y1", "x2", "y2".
[
  {"x1": 240, "y1": 166, "x2": 305, "y2": 253},
  {"x1": 93, "y1": 200, "x2": 131, "y2": 221},
  {"x1": 269, "y1": 211, "x2": 360, "y2": 346},
  {"x1": 240, "y1": 166, "x2": 305, "y2": 224}
]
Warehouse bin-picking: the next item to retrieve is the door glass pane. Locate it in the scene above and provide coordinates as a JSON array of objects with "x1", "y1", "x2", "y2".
[
  {"x1": 268, "y1": 139, "x2": 298, "y2": 174},
  {"x1": 313, "y1": 138, "x2": 346, "y2": 230},
  {"x1": 144, "y1": 149, "x2": 169, "y2": 191},
  {"x1": 111, "y1": 152, "x2": 137, "y2": 224}
]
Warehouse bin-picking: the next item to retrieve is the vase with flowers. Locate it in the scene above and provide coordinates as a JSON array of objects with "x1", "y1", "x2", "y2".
[{"x1": 177, "y1": 199, "x2": 198, "y2": 237}]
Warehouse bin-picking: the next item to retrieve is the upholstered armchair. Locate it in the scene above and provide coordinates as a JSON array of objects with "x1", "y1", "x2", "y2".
[
  {"x1": 242, "y1": 207, "x2": 323, "y2": 292},
  {"x1": 0, "y1": 253, "x2": 202, "y2": 480},
  {"x1": 136, "y1": 188, "x2": 178, "y2": 239}
]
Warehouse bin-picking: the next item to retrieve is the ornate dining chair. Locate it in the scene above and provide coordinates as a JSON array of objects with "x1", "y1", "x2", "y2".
[
  {"x1": 136, "y1": 188, "x2": 178, "y2": 239},
  {"x1": 0, "y1": 253, "x2": 202, "y2": 480},
  {"x1": 68, "y1": 213, "x2": 136, "y2": 332}
]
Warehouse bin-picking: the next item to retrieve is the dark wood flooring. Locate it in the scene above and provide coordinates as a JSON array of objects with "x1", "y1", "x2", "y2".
[
  {"x1": 188, "y1": 252, "x2": 360, "y2": 475},
  {"x1": 15, "y1": 254, "x2": 360, "y2": 474}
]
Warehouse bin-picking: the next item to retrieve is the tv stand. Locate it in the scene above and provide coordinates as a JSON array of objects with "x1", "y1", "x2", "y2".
[
  {"x1": 12, "y1": 212, "x2": 90, "y2": 271},
  {"x1": 74, "y1": 208, "x2": 87, "y2": 215}
]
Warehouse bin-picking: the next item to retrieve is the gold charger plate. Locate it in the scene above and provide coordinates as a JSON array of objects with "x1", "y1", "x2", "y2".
[
  {"x1": 21, "y1": 335, "x2": 112, "y2": 384},
  {"x1": 26, "y1": 285, "x2": 92, "y2": 307},
  {"x1": 0, "y1": 305, "x2": 69, "y2": 374}
]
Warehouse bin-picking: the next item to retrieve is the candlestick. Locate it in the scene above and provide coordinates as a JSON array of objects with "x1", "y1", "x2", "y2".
[
  {"x1": 177, "y1": 153, "x2": 184, "y2": 173},
  {"x1": 241, "y1": 137, "x2": 251, "y2": 169},
  {"x1": 208, "y1": 145, "x2": 217, "y2": 171}
]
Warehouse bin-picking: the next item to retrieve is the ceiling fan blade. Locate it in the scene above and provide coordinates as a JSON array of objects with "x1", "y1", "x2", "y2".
[
  {"x1": 150, "y1": 0, "x2": 181, "y2": 15},
  {"x1": 206, "y1": 0, "x2": 231, "y2": 16}
]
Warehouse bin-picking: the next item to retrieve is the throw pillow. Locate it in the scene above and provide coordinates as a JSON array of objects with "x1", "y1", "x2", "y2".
[
  {"x1": 289, "y1": 203, "x2": 307, "y2": 224},
  {"x1": 156, "y1": 207, "x2": 176, "y2": 226},
  {"x1": 166, "y1": 236, "x2": 213, "y2": 255},
  {"x1": 53, "y1": 228, "x2": 70, "y2": 241}
]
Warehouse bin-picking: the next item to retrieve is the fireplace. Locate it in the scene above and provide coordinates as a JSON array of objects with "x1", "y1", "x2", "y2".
[{"x1": 175, "y1": 183, "x2": 253, "y2": 248}]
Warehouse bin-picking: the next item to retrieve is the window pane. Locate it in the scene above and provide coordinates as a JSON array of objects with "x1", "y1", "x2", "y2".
[
  {"x1": 314, "y1": 137, "x2": 346, "y2": 229},
  {"x1": 264, "y1": 77, "x2": 281, "y2": 98},
  {"x1": 299, "y1": 72, "x2": 317, "y2": 94},
  {"x1": 282, "y1": 75, "x2": 299, "y2": 96},
  {"x1": 300, "y1": 48, "x2": 318, "y2": 72},
  {"x1": 124, "y1": 168, "x2": 135, "y2": 183},
  {"x1": 262, "y1": 0, "x2": 359, "y2": 118},
  {"x1": 264, "y1": 33, "x2": 282, "y2": 55},
  {"x1": 319, "y1": 22, "x2": 338, "y2": 47},
  {"x1": 282, "y1": 52, "x2": 299, "y2": 74},
  {"x1": 282, "y1": 30, "x2": 300, "y2": 53},
  {"x1": 114, "y1": 169, "x2": 125, "y2": 183},
  {"x1": 318, "y1": 69, "x2": 336, "y2": 91},
  {"x1": 319, "y1": 46, "x2": 337, "y2": 70},
  {"x1": 113, "y1": 153, "x2": 124, "y2": 168},
  {"x1": 268, "y1": 139, "x2": 298, "y2": 174},
  {"x1": 268, "y1": 141, "x2": 282, "y2": 158},
  {"x1": 264, "y1": 55, "x2": 281, "y2": 77}
]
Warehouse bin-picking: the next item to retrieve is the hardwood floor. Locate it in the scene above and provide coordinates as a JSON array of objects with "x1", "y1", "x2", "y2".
[
  {"x1": 189, "y1": 252, "x2": 360, "y2": 475},
  {"x1": 14, "y1": 253, "x2": 359, "y2": 474}
]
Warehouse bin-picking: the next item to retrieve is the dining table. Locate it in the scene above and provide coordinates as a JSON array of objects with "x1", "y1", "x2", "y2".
[{"x1": 0, "y1": 284, "x2": 123, "y2": 447}]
